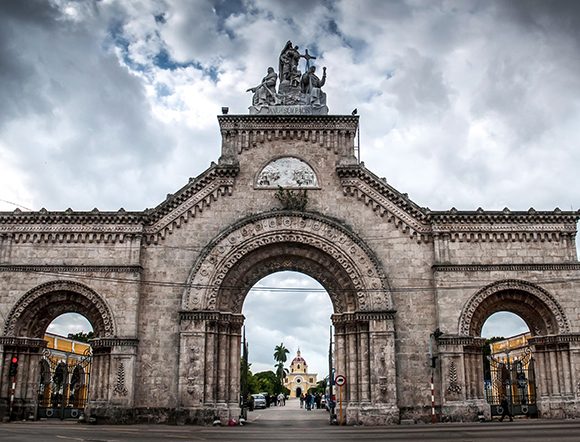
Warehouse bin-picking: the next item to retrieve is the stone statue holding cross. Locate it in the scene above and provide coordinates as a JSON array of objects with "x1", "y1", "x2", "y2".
[{"x1": 247, "y1": 40, "x2": 328, "y2": 115}]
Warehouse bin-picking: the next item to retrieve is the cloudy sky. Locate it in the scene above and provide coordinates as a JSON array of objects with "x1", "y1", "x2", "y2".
[{"x1": 3, "y1": 0, "x2": 579, "y2": 376}]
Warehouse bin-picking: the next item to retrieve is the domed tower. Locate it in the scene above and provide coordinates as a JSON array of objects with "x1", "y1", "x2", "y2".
[{"x1": 284, "y1": 349, "x2": 318, "y2": 398}]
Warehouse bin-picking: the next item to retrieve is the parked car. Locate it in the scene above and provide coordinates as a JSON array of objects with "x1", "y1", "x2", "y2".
[{"x1": 251, "y1": 394, "x2": 267, "y2": 409}]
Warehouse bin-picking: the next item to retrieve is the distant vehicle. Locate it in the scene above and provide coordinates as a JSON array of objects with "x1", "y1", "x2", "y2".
[{"x1": 251, "y1": 394, "x2": 267, "y2": 409}]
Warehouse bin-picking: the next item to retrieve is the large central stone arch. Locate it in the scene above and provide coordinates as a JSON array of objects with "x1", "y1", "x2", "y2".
[
  {"x1": 183, "y1": 211, "x2": 393, "y2": 313},
  {"x1": 178, "y1": 211, "x2": 399, "y2": 424}
]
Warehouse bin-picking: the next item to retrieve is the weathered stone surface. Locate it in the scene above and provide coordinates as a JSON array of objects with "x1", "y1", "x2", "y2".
[{"x1": 0, "y1": 113, "x2": 579, "y2": 424}]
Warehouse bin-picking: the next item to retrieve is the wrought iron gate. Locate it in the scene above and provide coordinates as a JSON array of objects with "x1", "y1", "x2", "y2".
[
  {"x1": 484, "y1": 348, "x2": 537, "y2": 417},
  {"x1": 37, "y1": 347, "x2": 92, "y2": 419}
]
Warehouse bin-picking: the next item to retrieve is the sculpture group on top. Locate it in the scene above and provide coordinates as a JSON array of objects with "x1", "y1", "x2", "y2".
[{"x1": 247, "y1": 40, "x2": 328, "y2": 115}]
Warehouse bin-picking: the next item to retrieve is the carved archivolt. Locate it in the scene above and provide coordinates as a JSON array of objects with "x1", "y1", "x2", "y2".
[
  {"x1": 3, "y1": 280, "x2": 115, "y2": 338},
  {"x1": 182, "y1": 212, "x2": 391, "y2": 313},
  {"x1": 458, "y1": 279, "x2": 570, "y2": 336}
]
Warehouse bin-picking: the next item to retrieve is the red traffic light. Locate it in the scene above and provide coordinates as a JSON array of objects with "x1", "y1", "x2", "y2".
[{"x1": 11, "y1": 356, "x2": 18, "y2": 364}]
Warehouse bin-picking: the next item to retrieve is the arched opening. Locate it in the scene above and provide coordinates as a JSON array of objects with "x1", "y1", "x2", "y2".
[
  {"x1": 241, "y1": 271, "x2": 332, "y2": 421},
  {"x1": 456, "y1": 279, "x2": 572, "y2": 420},
  {"x1": 2, "y1": 281, "x2": 112, "y2": 421},
  {"x1": 179, "y1": 213, "x2": 398, "y2": 425},
  {"x1": 38, "y1": 312, "x2": 94, "y2": 419},
  {"x1": 481, "y1": 312, "x2": 529, "y2": 340},
  {"x1": 480, "y1": 310, "x2": 536, "y2": 418}
]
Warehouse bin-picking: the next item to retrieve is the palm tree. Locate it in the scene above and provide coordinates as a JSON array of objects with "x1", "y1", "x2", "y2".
[
  {"x1": 273, "y1": 343, "x2": 290, "y2": 384},
  {"x1": 275, "y1": 362, "x2": 288, "y2": 381},
  {"x1": 273, "y1": 343, "x2": 289, "y2": 365}
]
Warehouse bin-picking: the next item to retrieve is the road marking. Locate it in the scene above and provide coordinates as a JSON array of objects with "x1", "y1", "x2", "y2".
[{"x1": 56, "y1": 436, "x2": 120, "y2": 442}]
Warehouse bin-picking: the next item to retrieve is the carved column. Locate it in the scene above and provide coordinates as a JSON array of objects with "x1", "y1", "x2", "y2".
[
  {"x1": 437, "y1": 336, "x2": 487, "y2": 421},
  {"x1": 358, "y1": 321, "x2": 370, "y2": 404},
  {"x1": 529, "y1": 334, "x2": 580, "y2": 418},
  {"x1": 178, "y1": 311, "x2": 243, "y2": 422},
  {"x1": 227, "y1": 318, "x2": 243, "y2": 407},
  {"x1": 88, "y1": 337, "x2": 138, "y2": 417},
  {"x1": 178, "y1": 311, "x2": 213, "y2": 409},
  {"x1": 333, "y1": 311, "x2": 398, "y2": 425}
]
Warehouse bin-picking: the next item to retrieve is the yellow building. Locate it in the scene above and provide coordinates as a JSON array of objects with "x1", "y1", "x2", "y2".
[
  {"x1": 38, "y1": 333, "x2": 92, "y2": 419},
  {"x1": 490, "y1": 332, "x2": 531, "y2": 361},
  {"x1": 283, "y1": 350, "x2": 317, "y2": 398}
]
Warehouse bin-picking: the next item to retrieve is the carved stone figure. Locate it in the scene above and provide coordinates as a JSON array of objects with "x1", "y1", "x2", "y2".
[
  {"x1": 301, "y1": 66, "x2": 327, "y2": 107},
  {"x1": 248, "y1": 41, "x2": 329, "y2": 114},
  {"x1": 279, "y1": 41, "x2": 302, "y2": 87},
  {"x1": 246, "y1": 67, "x2": 278, "y2": 107}
]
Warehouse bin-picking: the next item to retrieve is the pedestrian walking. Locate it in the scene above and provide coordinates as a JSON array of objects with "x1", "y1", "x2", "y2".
[{"x1": 499, "y1": 396, "x2": 513, "y2": 422}]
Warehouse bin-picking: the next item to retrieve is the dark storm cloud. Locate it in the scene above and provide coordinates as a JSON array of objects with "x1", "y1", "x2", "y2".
[
  {"x1": 0, "y1": 0, "x2": 61, "y2": 126},
  {"x1": 0, "y1": 0, "x2": 181, "y2": 210}
]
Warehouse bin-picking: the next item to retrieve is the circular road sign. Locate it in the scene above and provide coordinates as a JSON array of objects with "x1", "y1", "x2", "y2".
[{"x1": 335, "y1": 374, "x2": 346, "y2": 386}]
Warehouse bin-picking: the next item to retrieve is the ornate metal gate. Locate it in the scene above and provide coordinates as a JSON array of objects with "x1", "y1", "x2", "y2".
[
  {"x1": 484, "y1": 348, "x2": 537, "y2": 417},
  {"x1": 37, "y1": 347, "x2": 92, "y2": 419}
]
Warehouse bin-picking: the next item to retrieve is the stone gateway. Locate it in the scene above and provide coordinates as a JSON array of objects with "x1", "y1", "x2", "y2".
[{"x1": 1, "y1": 43, "x2": 580, "y2": 425}]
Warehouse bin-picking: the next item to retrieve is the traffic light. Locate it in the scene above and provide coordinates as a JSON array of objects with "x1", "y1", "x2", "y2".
[{"x1": 8, "y1": 356, "x2": 18, "y2": 377}]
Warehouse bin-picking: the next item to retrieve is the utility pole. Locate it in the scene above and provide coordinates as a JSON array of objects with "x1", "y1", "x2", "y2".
[
  {"x1": 429, "y1": 329, "x2": 443, "y2": 423},
  {"x1": 240, "y1": 327, "x2": 248, "y2": 420},
  {"x1": 328, "y1": 325, "x2": 334, "y2": 425}
]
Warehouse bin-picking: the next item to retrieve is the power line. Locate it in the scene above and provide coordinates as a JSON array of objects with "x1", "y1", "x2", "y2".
[
  {"x1": 0, "y1": 198, "x2": 33, "y2": 211},
  {"x1": 5, "y1": 268, "x2": 580, "y2": 294}
]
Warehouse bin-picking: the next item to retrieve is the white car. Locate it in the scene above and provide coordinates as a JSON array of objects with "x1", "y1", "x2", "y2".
[{"x1": 251, "y1": 394, "x2": 267, "y2": 409}]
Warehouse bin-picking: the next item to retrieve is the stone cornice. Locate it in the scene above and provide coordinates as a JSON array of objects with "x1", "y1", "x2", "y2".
[
  {"x1": 433, "y1": 263, "x2": 580, "y2": 273},
  {"x1": 332, "y1": 310, "x2": 397, "y2": 324},
  {"x1": 336, "y1": 163, "x2": 578, "y2": 244},
  {"x1": 179, "y1": 310, "x2": 245, "y2": 325},
  {"x1": 0, "y1": 209, "x2": 144, "y2": 225},
  {"x1": 0, "y1": 336, "x2": 48, "y2": 348},
  {"x1": 143, "y1": 164, "x2": 239, "y2": 244},
  {"x1": 430, "y1": 208, "x2": 580, "y2": 225},
  {"x1": 337, "y1": 164, "x2": 431, "y2": 242},
  {"x1": 0, "y1": 264, "x2": 143, "y2": 273},
  {"x1": 528, "y1": 334, "x2": 580, "y2": 346},
  {"x1": 218, "y1": 114, "x2": 359, "y2": 157},
  {"x1": 90, "y1": 337, "x2": 139, "y2": 348},
  {"x1": 437, "y1": 336, "x2": 486, "y2": 347},
  {"x1": 0, "y1": 221, "x2": 143, "y2": 244},
  {"x1": 0, "y1": 164, "x2": 239, "y2": 245},
  {"x1": 218, "y1": 114, "x2": 359, "y2": 131}
]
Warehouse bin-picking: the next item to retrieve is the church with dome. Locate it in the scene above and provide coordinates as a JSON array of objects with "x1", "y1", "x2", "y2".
[{"x1": 283, "y1": 350, "x2": 318, "y2": 398}]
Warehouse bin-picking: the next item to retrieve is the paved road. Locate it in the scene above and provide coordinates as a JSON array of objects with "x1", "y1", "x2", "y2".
[
  {"x1": 2, "y1": 400, "x2": 580, "y2": 442},
  {"x1": 246, "y1": 396, "x2": 330, "y2": 426}
]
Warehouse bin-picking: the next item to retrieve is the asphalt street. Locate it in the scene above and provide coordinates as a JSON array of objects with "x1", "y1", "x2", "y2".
[{"x1": 1, "y1": 399, "x2": 580, "y2": 441}]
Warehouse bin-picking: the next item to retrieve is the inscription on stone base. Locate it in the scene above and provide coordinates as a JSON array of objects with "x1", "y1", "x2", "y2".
[{"x1": 249, "y1": 105, "x2": 329, "y2": 115}]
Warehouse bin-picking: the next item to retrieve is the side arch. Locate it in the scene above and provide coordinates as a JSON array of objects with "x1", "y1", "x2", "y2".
[
  {"x1": 182, "y1": 211, "x2": 392, "y2": 313},
  {"x1": 3, "y1": 280, "x2": 116, "y2": 338},
  {"x1": 458, "y1": 279, "x2": 570, "y2": 336}
]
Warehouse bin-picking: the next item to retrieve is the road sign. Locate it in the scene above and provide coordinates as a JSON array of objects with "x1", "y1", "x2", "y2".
[{"x1": 335, "y1": 374, "x2": 346, "y2": 387}]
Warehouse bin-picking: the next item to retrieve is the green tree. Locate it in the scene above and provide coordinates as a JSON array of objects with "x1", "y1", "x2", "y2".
[
  {"x1": 273, "y1": 343, "x2": 290, "y2": 394},
  {"x1": 273, "y1": 343, "x2": 290, "y2": 365},
  {"x1": 254, "y1": 371, "x2": 278, "y2": 394},
  {"x1": 67, "y1": 331, "x2": 94, "y2": 343}
]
